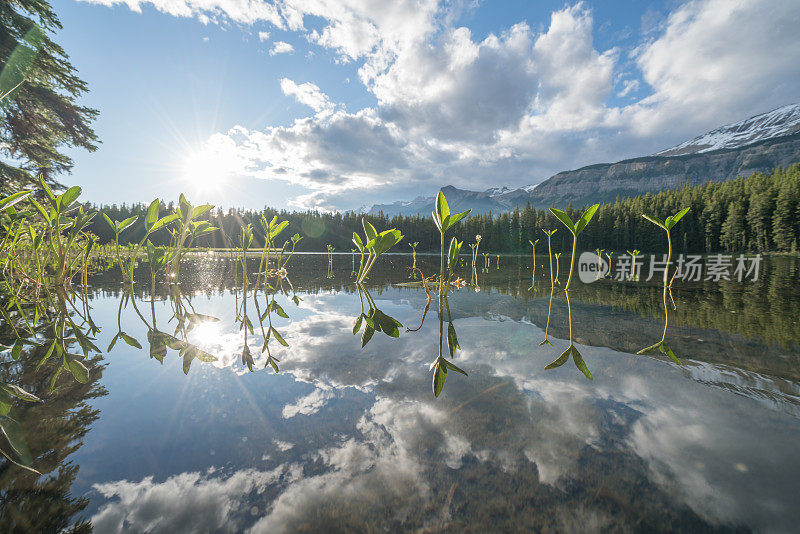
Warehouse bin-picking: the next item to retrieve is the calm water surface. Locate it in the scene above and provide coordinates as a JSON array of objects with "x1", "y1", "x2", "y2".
[{"x1": 2, "y1": 254, "x2": 800, "y2": 533}]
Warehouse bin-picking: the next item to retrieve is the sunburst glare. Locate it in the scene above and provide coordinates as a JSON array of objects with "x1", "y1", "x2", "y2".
[{"x1": 181, "y1": 148, "x2": 232, "y2": 195}]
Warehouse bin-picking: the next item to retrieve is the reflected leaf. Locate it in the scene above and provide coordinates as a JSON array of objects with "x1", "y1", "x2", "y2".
[
  {"x1": 571, "y1": 347, "x2": 593, "y2": 380},
  {"x1": 433, "y1": 360, "x2": 447, "y2": 397},
  {"x1": 120, "y1": 332, "x2": 142, "y2": 349},
  {"x1": 361, "y1": 324, "x2": 375, "y2": 347},
  {"x1": 0, "y1": 415, "x2": 37, "y2": 471},
  {"x1": 545, "y1": 347, "x2": 570, "y2": 369},
  {"x1": 447, "y1": 321, "x2": 460, "y2": 357},
  {"x1": 0, "y1": 383, "x2": 42, "y2": 403},
  {"x1": 65, "y1": 356, "x2": 89, "y2": 383}
]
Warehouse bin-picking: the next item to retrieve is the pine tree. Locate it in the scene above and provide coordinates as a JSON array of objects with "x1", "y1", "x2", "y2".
[{"x1": 1, "y1": 0, "x2": 98, "y2": 193}]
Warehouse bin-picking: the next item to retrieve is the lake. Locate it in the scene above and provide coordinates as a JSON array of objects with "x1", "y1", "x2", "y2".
[{"x1": 2, "y1": 253, "x2": 799, "y2": 533}]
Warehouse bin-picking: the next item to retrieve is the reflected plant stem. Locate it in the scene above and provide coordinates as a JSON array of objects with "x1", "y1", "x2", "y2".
[
  {"x1": 637, "y1": 284, "x2": 682, "y2": 363},
  {"x1": 544, "y1": 291, "x2": 593, "y2": 380},
  {"x1": 539, "y1": 286, "x2": 555, "y2": 346},
  {"x1": 406, "y1": 267, "x2": 432, "y2": 332}
]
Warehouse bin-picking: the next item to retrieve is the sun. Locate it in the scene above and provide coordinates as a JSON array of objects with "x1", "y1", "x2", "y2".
[{"x1": 181, "y1": 148, "x2": 232, "y2": 195}]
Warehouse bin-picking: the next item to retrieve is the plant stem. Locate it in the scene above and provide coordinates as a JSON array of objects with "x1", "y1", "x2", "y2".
[{"x1": 565, "y1": 235, "x2": 577, "y2": 291}]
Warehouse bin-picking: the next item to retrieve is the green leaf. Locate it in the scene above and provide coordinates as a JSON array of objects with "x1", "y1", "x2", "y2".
[
  {"x1": 443, "y1": 209, "x2": 470, "y2": 231},
  {"x1": 101, "y1": 212, "x2": 116, "y2": 233},
  {"x1": 363, "y1": 220, "x2": 378, "y2": 243},
  {"x1": 571, "y1": 347, "x2": 593, "y2": 380},
  {"x1": 59, "y1": 186, "x2": 82, "y2": 210},
  {"x1": 10, "y1": 339, "x2": 23, "y2": 361},
  {"x1": 65, "y1": 356, "x2": 89, "y2": 383},
  {"x1": 433, "y1": 361, "x2": 447, "y2": 397},
  {"x1": 276, "y1": 303, "x2": 290, "y2": 319},
  {"x1": 642, "y1": 214, "x2": 665, "y2": 229},
  {"x1": 353, "y1": 314, "x2": 363, "y2": 335},
  {"x1": 30, "y1": 198, "x2": 50, "y2": 223},
  {"x1": 574, "y1": 204, "x2": 599, "y2": 235},
  {"x1": 1, "y1": 384, "x2": 41, "y2": 402},
  {"x1": 636, "y1": 342, "x2": 661, "y2": 355},
  {"x1": 269, "y1": 220, "x2": 289, "y2": 240},
  {"x1": 36, "y1": 341, "x2": 57, "y2": 371},
  {"x1": 268, "y1": 358, "x2": 279, "y2": 373},
  {"x1": 118, "y1": 216, "x2": 138, "y2": 233},
  {"x1": 444, "y1": 359, "x2": 468, "y2": 376},
  {"x1": 107, "y1": 333, "x2": 120, "y2": 352},
  {"x1": 549, "y1": 208, "x2": 576, "y2": 234},
  {"x1": 447, "y1": 322, "x2": 460, "y2": 357},
  {"x1": 0, "y1": 191, "x2": 32, "y2": 212},
  {"x1": 270, "y1": 327, "x2": 288, "y2": 347},
  {"x1": 0, "y1": 415, "x2": 34, "y2": 467},
  {"x1": 352, "y1": 232, "x2": 364, "y2": 252},
  {"x1": 660, "y1": 342, "x2": 682, "y2": 364},
  {"x1": 361, "y1": 325, "x2": 375, "y2": 347},
  {"x1": 120, "y1": 332, "x2": 142, "y2": 349},
  {"x1": 667, "y1": 207, "x2": 690, "y2": 229},
  {"x1": 545, "y1": 347, "x2": 571, "y2": 369},
  {"x1": 149, "y1": 212, "x2": 179, "y2": 233},
  {"x1": 374, "y1": 309, "x2": 402, "y2": 337},
  {"x1": 436, "y1": 191, "x2": 450, "y2": 223},
  {"x1": 144, "y1": 199, "x2": 160, "y2": 231}
]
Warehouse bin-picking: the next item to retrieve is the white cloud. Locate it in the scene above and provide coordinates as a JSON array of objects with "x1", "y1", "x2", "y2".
[
  {"x1": 269, "y1": 41, "x2": 294, "y2": 55},
  {"x1": 91, "y1": 468, "x2": 284, "y2": 533},
  {"x1": 79, "y1": 0, "x2": 284, "y2": 26},
  {"x1": 628, "y1": 0, "x2": 800, "y2": 138},
  {"x1": 279, "y1": 78, "x2": 336, "y2": 118},
  {"x1": 80, "y1": 0, "x2": 800, "y2": 210},
  {"x1": 617, "y1": 79, "x2": 639, "y2": 97},
  {"x1": 282, "y1": 389, "x2": 333, "y2": 418},
  {"x1": 257, "y1": 30, "x2": 270, "y2": 42}
]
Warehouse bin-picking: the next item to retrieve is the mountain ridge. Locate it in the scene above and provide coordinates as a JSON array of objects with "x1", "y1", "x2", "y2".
[{"x1": 368, "y1": 104, "x2": 800, "y2": 216}]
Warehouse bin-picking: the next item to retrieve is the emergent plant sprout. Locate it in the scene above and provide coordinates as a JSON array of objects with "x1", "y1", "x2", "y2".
[{"x1": 549, "y1": 204, "x2": 599, "y2": 291}]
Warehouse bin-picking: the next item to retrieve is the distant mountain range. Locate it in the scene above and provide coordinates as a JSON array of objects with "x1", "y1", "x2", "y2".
[{"x1": 368, "y1": 103, "x2": 800, "y2": 216}]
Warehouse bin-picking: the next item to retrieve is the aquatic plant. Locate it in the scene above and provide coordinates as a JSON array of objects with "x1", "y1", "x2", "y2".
[
  {"x1": 541, "y1": 229, "x2": 557, "y2": 287},
  {"x1": 594, "y1": 248, "x2": 604, "y2": 280},
  {"x1": 126, "y1": 199, "x2": 180, "y2": 283},
  {"x1": 432, "y1": 192, "x2": 470, "y2": 292},
  {"x1": 638, "y1": 207, "x2": 689, "y2": 362},
  {"x1": 544, "y1": 291, "x2": 593, "y2": 380},
  {"x1": 539, "y1": 286, "x2": 555, "y2": 347},
  {"x1": 352, "y1": 284, "x2": 404, "y2": 348},
  {"x1": 553, "y1": 252, "x2": 562, "y2": 285},
  {"x1": 101, "y1": 213, "x2": 138, "y2": 282},
  {"x1": 549, "y1": 204, "x2": 599, "y2": 291},
  {"x1": 641, "y1": 208, "x2": 690, "y2": 287},
  {"x1": 166, "y1": 194, "x2": 216, "y2": 279},
  {"x1": 626, "y1": 249, "x2": 641, "y2": 281},
  {"x1": 352, "y1": 218, "x2": 403, "y2": 284},
  {"x1": 529, "y1": 238, "x2": 539, "y2": 285},
  {"x1": 431, "y1": 293, "x2": 467, "y2": 397}
]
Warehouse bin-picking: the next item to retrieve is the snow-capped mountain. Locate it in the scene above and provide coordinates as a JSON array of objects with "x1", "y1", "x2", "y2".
[
  {"x1": 655, "y1": 103, "x2": 800, "y2": 157},
  {"x1": 368, "y1": 103, "x2": 800, "y2": 216}
]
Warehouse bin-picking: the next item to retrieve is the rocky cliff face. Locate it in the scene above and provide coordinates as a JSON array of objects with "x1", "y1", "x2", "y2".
[{"x1": 528, "y1": 134, "x2": 800, "y2": 207}]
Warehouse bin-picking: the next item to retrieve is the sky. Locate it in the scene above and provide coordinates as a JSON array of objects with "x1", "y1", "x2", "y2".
[{"x1": 55, "y1": 0, "x2": 800, "y2": 212}]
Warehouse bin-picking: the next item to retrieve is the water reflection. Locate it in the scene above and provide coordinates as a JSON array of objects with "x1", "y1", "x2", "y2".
[{"x1": 1, "y1": 255, "x2": 799, "y2": 532}]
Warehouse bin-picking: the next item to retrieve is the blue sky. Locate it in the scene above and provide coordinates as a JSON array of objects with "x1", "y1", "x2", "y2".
[{"x1": 57, "y1": 0, "x2": 800, "y2": 211}]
